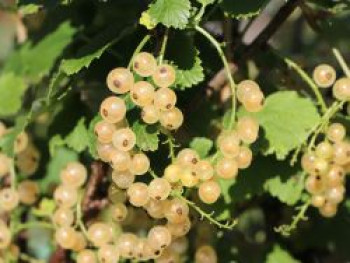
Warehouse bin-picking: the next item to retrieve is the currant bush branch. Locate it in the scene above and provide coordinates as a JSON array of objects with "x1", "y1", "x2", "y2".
[
  {"x1": 195, "y1": 25, "x2": 237, "y2": 130},
  {"x1": 284, "y1": 57, "x2": 327, "y2": 113},
  {"x1": 174, "y1": 193, "x2": 237, "y2": 230},
  {"x1": 275, "y1": 197, "x2": 311, "y2": 237},
  {"x1": 332, "y1": 48, "x2": 350, "y2": 78},
  {"x1": 158, "y1": 29, "x2": 169, "y2": 65}
]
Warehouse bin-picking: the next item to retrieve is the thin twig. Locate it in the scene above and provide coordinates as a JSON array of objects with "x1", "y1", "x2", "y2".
[
  {"x1": 333, "y1": 48, "x2": 350, "y2": 78},
  {"x1": 127, "y1": 35, "x2": 151, "y2": 69}
]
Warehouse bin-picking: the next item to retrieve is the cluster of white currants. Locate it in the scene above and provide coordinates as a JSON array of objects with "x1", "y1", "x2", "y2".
[
  {"x1": 302, "y1": 123, "x2": 350, "y2": 217},
  {"x1": 0, "y1": 122, "x2": 40, "y2": 253},
  {"x1": 313, "y1": 64, "x2": 350, "y2": 101}
]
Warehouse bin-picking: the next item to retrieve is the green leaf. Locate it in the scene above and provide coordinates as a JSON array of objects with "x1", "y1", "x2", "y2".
[
  {"x1": 220, "y1": 0, "x2": 268, "y2": 19},
  {"x1": 266, "y1": 245, "x2": 300, "y2": 263},
  {"x1": 244, "y1": 91, "x2": 321, "y2": 160},
  {"x1": 147, "y1": 0, "x2": 191, "y2": 29},
  {"x1": 4, "y1": 21, "x2": 76, "y2": 83},
  {"x1": 132, "y1": 121, "x2": 159, "y2": 152},
  {"x1": 60, "y1": 44, "x2": 109, "y2": 76},
  {"x1": 87, "y1": 115, "x2": 102, "y2": 159},
  {"x1": 49, "y1": 135, "x2": 65, "y2": 156},
  {"x1": 189, "y1": 137, "x2": 213, "y2": 158},
  {"x1": 40, "y1": 147, "x2": 78, "y2": 193},
  {"x1": 31, "y1": 198, "x2": 56, "y2": 218},
  {"x1": 175, "y1": 52, "x2": 205, "y2": 89},
  {"x1": 65, "y1": 118, "x2": 90, "y2": 153},
  {"x1": 264, "y1": 173, "x2": 305, "y2": 206},
  {"x1": 19, "y1": 4, "x2": 42, "y2": 15},
  {"x1": 0, "y1": 73, "x2": 27, "y2": 116}
]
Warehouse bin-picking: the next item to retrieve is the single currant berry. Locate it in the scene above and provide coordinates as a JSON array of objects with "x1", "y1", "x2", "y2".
[
  {"x1": 17, "y1": 180, "x2": 39, "y2": 205},
  {"x1": 112, "y1": 202, "x2": 128, "y2": 222},
  {"x1": 313, "y1": 64, "x2": 336, "y2": 88},
  {"x1": 195, "y1": 160, "x2": 214, "y2": 181},
  {"x1": 216, "y1": 158, "x2": 238, "y2": 180},
  {"x1": 87, "y1": 222, "x2": 113, "y2": 247},
  {"x1": 0, "y1": 188, "x2": 19, "y2": 211},
  {"x1": 164, "y1": 198, "x2": 189, "y2": 224},
  {"x1": 96, "y1": 142, "x2": 115, "y2": 162},
  {"x1": 237, "y1": 80, "x2": 260, "y2": 103},
  {"x1": 311, "y1": 157, "x2": 329, "y2": 176},
  {"x1": 112, "y1": 128, "x2": 136, "y2": 152},
  {"x1": 77, "y1": 249, "x2": 97, "y2": 263},
  {"x1": 148, "y1": 178, "x2": 172, "y2": 201},
  {"x1": 71, "y1": 232, "x2": 87, "y2": 252},
  {"x1": 53, "y1": 185, "x2": 78, "y2": 208},
  {"x1": 327, "y1": 123, "x2": 346, "y2": 143},
  {"x1": 169, "y1": 236, "x2": 189, "y2": 254},
  {"x1": 319, "y1": 202, "x2": 337, "y2": 218},
  {"x1": 147, "y1": 226, "x2": 172, "y2": 250},
  {"x1": 163, "y1": 164, "x2": 181, "y2": 183},
  {"x1": 129, "y1": 153, "x2": 150, "y2": 176},
  {"x1": 237, "y1": 116, "x2": 259, "y2": 144},
  {"x1": 15, "y1": 144, "x2": 40, "y2": 176},
  {"x1": 116, "y1": 233, "x2": 138, "y2": 259},
  {"x1": 53, "y1": 207, "x2": 75, "y2": 226},
  {"x1": 110, "y1": 149, "x2": 132, "y2": 171},
  {"x1": 325, "y1": 185, "x2": 345, "y2": 204},
  {"x1": 127, "y1": 182, "x2": 150, "y2": 207},
  {"x1": 141, "y1": 104, "x2": 159, "y2": 124},
  {"x1": 236, "y1": 146, "x2": 253, "y2": 169},
  {"x1": 242, "y1": 90, "x2": 264, "y2": 112},
  {"x1": 15, "y1": 131, "x2": 29, "y2": 154},
  {"x1": 106, "y1": 67, "x2": 134, "y2": 94},
  {"x1": 195, "y1": 245, "x2": 218, "y2": 263},
  {"x1": 332, "y1": 141, "x2": 350, "y2": 165},
  {"x1": 159, "y1": 107, "x2": 184, "y2": 130},
  {"x1": 60, "y1": 161, "x2": 87, "y2": 188},
  {"x1": 153, "y1": 64, "x2": 176, "y2": 88},
  {"x1": 155, "y1": 248, "x2": 179, "y2": 263},
  {"x1": 176, "y1": 148, "x2": 200, "y2": 167},
  {"x1": 325, "y1": 165, "x2": 345, "y2": 187},
  {"x1": 333, "y1": 77, "x2": 350, "y2": 101},
  {"x1": 55, "y1": 226, "x2": 77, "y2": 249},
  {"x1": 108, "y1": 184, "x2": 127, "y2": 203},
  {"x1": 111, "y1": 169, "x2": 135, "y2": 189},
  {"x1": 154, "y1": 87, "x2": 177, "y2": 111},
  {"x1": 301, "y1": 152, "x2": 317, "y2": 174},
  {"x1": 131, "y1": 81, "x2": 155, "y2": 107},
  {"x1": 180, "y1": 167, "x2": 200, "y2": 188},
  {"x1": 166, "y1": 217, "x2": 191, "y2": 238},
  {"x1": 134, "y1": 238, "x2": 155, "y2": 261},
  {"x1": 305, "y1": 174, "x2": 324, "y2": 195},
  {"x1": 133, "y1": 52, "x2": 157, "y2": 77},
  {"x1": 217, "y1": 131, "x2": 240, "y2": 158},
  {"x1": 198, "y1": 180, "x2": 221, "y2": 204},
  {"x1": 98, "y1": 244, "x2": 119, "y2": 263},
  {"x1": 94, "y1": 120, "x2": 116, "y2": 144},
  {"x1": 100, "y1": 96, "x2": 126, "y2": 124},
  {"x1": 311, "y1": 194, "x2": 326, "y2": 208},
  {"x1": 144, "y1": 199, "x2": 166, "y2": 219},
  {"x1": 315, "y1": 141, "x2": 334, "y2": 160}
]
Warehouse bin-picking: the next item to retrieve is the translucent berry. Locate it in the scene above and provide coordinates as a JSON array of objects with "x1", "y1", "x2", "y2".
[
  {"x1": 305, "y1": 175, "x2": 324, "y2": 195},
  {"x1": 77, "y1": 249, "x2": 97, "y2": 263},
  {"x1": 167, "y1": 217, "x2": 191, "y2": 238},
  {"x1": 96, "y1": 143, "x2": 114, "y2": 162},
  {"x1": 147, "y1": 226, "x2": 172, "y2": 250},
  {"x1": 242, "y1": 90, "x2": 264, "y2": 112},
  {"x1": 87, "y1": 223, "x2": 113, "y2": 247},
  {"x1": 133, "y1": 52, "x2": 157, "y2": 77},
  {"x1": 127, "y1": 182, "x2": 150, "y2": 207},
  {"x1": 98, "y1": 244, "x2": 119, "y2": 263},
  {"x1": 319, "y1": 202, "x2": 337, "y2": 218},
  {"x1": 180, "y1": 167, "x2": 200, "y2": 187},
  {"x1": 164, "y1": 164, "x2": 181, "y2": 183},
  {"x1": 333, "y1": 141, "x2": 350, "y2": 165},
  {"x1": 15, "y1": 145, "x2": 40, "y2": 176},
  {"x1": 236, "y1": 146, "x2": 253, "y2": 169},
  {"x1": 106, "y1": 67, "x2": 134, "y2": 94},
  {"x1": 313, "y1": 64, "x2": 336, "y2": 88},
  {"x1": 112, "y1": 128, "x2": 136, "y2": 152},
  {"x1": 237, "y1": 80, "x2": 260, "y2": 103},
  {"x1": 177, "y1": 148, "x2": 200, "y2": 167},
  {"x1": 164, "y1": 198, "x2": 189, "y2": 224},
  {"x1": 301, "y1": 152, "x2": 317, "y2": 174},
  {"x1": 154, "y1": 87, "x2": 177, "y2": 111},
  {"x1": 111, "y1": 203, "x2": 128, "y2": 222},
  {"x1": 111, "y1": 170, "x2": 135, "y2": 189},
  {"x1": 149, "y1": 178, "x2": 171, "y2": 200},
  {"x1": 145, "y1": 199, "x2": 166, "y2": 219},
  {"x1": 195, "y1": 160, "x2": 214, "y2": 181},
  {"x1": 72, "y1": 232, "x2": 87, "y2": 252},
  {"x1": 108, "y1": 184, "x2": 127, "y2": 203},
  {"x1": 311, "y1": 194, "x2": 326, "y2": 208},
  {"x1": 198, "y1": 180, "x2": 221, "y2": 204},
  {"x1": 333, "y1": 77, "x2": 350, "y2": 101},
  {"x1": 18, "y1": 180, "x2": 39, "y2": 205},
  {"x1": 159, "y1": 107, "x2": 183, "y2": 130},
  {"x1": 94, "y1": 120, "x2": 116, "y2": 144},
  {"x1": 100, "y1": 96, "x2": 126, "y2": 124},
  {"x1": 55, "y1": 227, "x2": 77, "y2": 249},
  {"x1": 116, "y1": 233, "x2": 138, "y2": 258},
  {"x1": 315, "y1": 141, "x2": 333, "y2": 160},
  {"x1": 195, "y1": 245, "x2": 217, "y2": 263},
  {"x1": 153, "y1": 64, "x2": 176, "y2": 88},
  {"x1": 237, "y1": 116, "x2": 259, "y2": 144},
  {"x1": 129, "y1": 153, "x2": 150, "y2": 176},
  {"x1": 0, "y1": 188, "x2": 19, "y2": 211},
  {"x1": 110, "y1": 149, "x2": 131, "y2": 171},
  {"x1": 131, "y1": 81, "x2": 155, "y2": 107},
  {"x1": 15, "y1": 131, "x2": 29, "y2": 154},
  {"x1": 218, "y1": 131, "x2": 240, "y2": 158},
  {"x1": 53, "y1": 185, "x2": 78, "y2": 208},
  {"x1": 53, "y1": 207, "x2": 75, "y2": 226},
  {"x1": 141, "y1": 104, "x2": 159, "y2": 124},
  {"x1": 325, "y1": 185, "x2": 345, "y2": 204},
  {"x1": 327, "y1": 123, "x2": 346, "y2": 143},
  {"x1": 216, "y1": 158, "x2": 238, "y2": 179},
  {"x1": 325, "y1": 165, "x2": 345, "y2": 187},
  {"x1": 60, "y1": 162, "x2": 87, "y2": 188}
]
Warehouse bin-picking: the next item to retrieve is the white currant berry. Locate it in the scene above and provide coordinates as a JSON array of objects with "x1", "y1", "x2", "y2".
[
  {"x1": 198, "y1": 180, "x2": 221, "y2": 204},
  {"x1": 133, "y1": 52, "x2": 157, "y2": 77},
  {"x1": 159, "y1": 107, "x2": 183, "y2": 130},
  {"x1": 131, "y1": 81, "x2": 155, "y2": 107},
  {"x1": 333, "y1": 77, "x2": 350, "y2": 101},
  {"x1": 60, "y1": 161, "x2": 87, "y2": 188},
  {"x1": 100, "y1": 96, "x2": 126, "y2": 124},
  {"x1": 106, "y1": 67, "x2": 134, "y2": 94},
  {"x1": 153, "y1": 64, "x2": 176, "y2": 88},
  {"x1": 313, "y1": 64, "x2": 336, "y2": 88}
]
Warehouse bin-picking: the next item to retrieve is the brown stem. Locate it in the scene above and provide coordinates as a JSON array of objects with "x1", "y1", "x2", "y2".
[{"x1": 240, "y1": 0, "x2": 301, "y2": 61}]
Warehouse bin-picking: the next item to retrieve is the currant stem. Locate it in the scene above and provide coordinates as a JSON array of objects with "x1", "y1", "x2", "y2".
[
  {"x1": 195, "y1": 25, "x2": 237, "y2": 130},
  {"x1": 332, "y1": 48, "x2": 350, "y2": 78},
  {"x1": 284, "y1": 57, "x2": 327, "y2": 113},
  {"x1": 158, "y1": 30, "x2": 169, "y2": 65},
  {"x1": 175, "y1": 193, "x2": 237, "y2": 230},
  {"x1": 14, "y1": 221, "x2": 54, "y2": 234},
  {"x1": 76, "y1": 192, "x2": 88, "y2": 237},
  {"x1": 128, "y1": 34, "x2": 151, "y2": 69}
]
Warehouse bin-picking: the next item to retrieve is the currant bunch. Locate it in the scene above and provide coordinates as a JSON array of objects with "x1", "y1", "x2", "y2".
[{"x1": 302, "y1": 122, "x2": 349, "y2": 217}]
